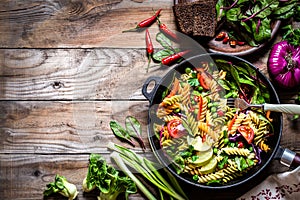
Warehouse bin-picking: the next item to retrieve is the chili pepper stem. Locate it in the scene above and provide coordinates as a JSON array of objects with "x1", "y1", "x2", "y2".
[
  {"x1": 122, "y1": 28, "x2": 140, "y2": 33},
  {"x1": 146, "y1": 54, "x2": 151, "y2": 73}
]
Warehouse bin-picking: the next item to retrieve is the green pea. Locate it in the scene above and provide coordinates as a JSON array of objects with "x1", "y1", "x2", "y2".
[
  {"x1": 213, "y1": 102, "x2": 219, "y2": 107},
  {"x1": 211, "y1": 106, "x2": 217, "y2": 113},
  {"x1": 197, "y1": 86, "x2": 203, "y2": 92},
  {"x1": 224, "y1": 138, "x2": 229, "y2": 144},
  {"x1": 212, "y1": 113, "x2": 218, "y2": 118},
  {"x1": 208, "y1": 102, "x2": 213, "y2": 108},
  {"x1": 185, "y1": 68, "x2": 192, "y2": 74},
  {"x1": 213, "y1": 148, "x2": 218, "y2": 154}
]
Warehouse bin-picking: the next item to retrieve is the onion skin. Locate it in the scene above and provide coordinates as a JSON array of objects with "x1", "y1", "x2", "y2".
[{"x1": 268, "y1": 41, "x2": 300, "y2": 89}]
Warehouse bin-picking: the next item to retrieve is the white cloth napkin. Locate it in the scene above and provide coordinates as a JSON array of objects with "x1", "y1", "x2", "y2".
[{"x1": 237, "y1": 166, "x2": 300, "y2": 200}]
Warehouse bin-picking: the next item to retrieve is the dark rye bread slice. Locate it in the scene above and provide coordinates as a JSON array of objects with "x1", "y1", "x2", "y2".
[
  {"x1": 173, "y1": 2, "x2": 194, "y2": 35},
  {"x1": 173, "y1": 0, "x2": 217, "y2": 37},
  {"x1": 192, "y1": 1, "x2": 217, "y2": 37}
]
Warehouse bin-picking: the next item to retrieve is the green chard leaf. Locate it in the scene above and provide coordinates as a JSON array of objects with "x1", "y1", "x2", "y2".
[
  {"x1": 156, "y1": 32, "x2": 173, "y2": 50},
  {"x1": 110, "y1": 120, "x2": 135, "y2": 147},
  {"x1": 125, "y1": 116, "x2": 146, "y2": 150}
]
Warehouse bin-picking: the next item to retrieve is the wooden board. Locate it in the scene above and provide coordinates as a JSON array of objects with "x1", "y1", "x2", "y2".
[{"x1": 0, "y1": 0, "x2": 299, "y2": 200}]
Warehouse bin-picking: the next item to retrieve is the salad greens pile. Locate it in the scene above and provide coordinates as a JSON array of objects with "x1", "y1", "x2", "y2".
[
  {"x1": 216, "y1": 59, "x2": 270, "y2": 104},
  {"x1": 216, "y1": 0, "x2": 300, "y2": 46},
  {"x1": 82, "y1": 153, "x2": 137, "y2": 200}
]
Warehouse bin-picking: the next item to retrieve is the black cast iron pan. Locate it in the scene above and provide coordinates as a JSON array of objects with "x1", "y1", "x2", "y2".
[{"x1": 142, "y1": 53, "x2": 300, "y2": 192}]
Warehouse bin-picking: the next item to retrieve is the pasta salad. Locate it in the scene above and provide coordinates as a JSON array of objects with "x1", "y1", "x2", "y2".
[{"x1": 154, "y1": 58, "x2": 274, "y2": 185}]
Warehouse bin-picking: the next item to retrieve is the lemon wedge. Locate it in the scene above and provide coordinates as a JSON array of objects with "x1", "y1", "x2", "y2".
[
  {"x1": 190, "y1": 136, "x2": 212, "y2": 152},
  {"x1": 188, "y1": 147, "x2": 213, "y2": 167},
  {"x1": 199, "y1": 156, "x2": 217, "y2": 175}
]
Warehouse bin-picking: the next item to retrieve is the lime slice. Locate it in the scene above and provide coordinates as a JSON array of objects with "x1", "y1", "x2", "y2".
[
  {"x1": 190, "y1": 136, "x2": 212, "y2": 152},
  {"x1": 188, "y1": 148, "x2": 213, "y2": 167},
  {"x1": 199, "y1": 157, "x2": 217, "y2": 175}
]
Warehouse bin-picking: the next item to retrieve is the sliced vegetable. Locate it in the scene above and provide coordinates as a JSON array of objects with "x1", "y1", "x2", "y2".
[
  {"x1": 267, "y1": 40, "x2": 300, "y2": 89},
  {"x1": 82, "y1": 153, "x2": 137, "y2": 200},
  {"x1": 237, "y1": 126, "x2": 254, "y2": 144},
  {"x1": 167, "y1": 119, "x2": 186, "y2": 138},
  {"x1": 43, "y1": 174, "x2": 78, "y2": 200}
]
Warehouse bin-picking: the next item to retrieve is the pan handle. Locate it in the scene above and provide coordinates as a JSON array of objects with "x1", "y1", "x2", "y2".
[
  {"x1": 276, "y1": 146, "x2": 300, "y2": 168},
  {"x1": 142, "y1": 76, "x2": 161, "y2": 102}
]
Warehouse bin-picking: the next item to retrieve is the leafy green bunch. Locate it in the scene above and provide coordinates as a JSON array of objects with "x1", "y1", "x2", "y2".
[
  {"x1": 216, "y1": 59, "x2": 270, "y2": 104},
  {"x1": 43, "y1": 174, "x2": 78, "y2": 200},
  {"x1": 82, "y1": 153, "x2": 137, "y2": 200},
  {"x1": 216, "y1": 0, "x2": 299, "y2": 46}
]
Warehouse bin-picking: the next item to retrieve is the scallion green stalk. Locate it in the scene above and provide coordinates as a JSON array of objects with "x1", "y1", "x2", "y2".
[{"x1": 110, "y1": 152, "x2": 157, "y2": 200}]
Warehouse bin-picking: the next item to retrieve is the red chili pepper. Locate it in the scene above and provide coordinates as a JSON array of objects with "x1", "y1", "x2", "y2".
[
  {"x1": 161, "y1": 50, "x2": 189, "y2": 66},
  {"x1": 159, "y1": 23, "x2": 178, "y2": 42},
  {"x1": 123, "y1": 9, "x2": 162, "y2": 32},
  {"x1": 145, "y1": 29, "x2": 153, "y2": 72}
]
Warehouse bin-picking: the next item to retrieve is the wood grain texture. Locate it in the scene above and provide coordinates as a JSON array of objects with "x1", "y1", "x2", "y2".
[
  {"x1": 0, "y1": 100, "x2": 151, "y2": 154},
  {"x1": 0, "y1": 154, "x2": 156, "y2": 200},
  {"x1": 0, "y1": 0, "x2": 174, "y2": 48},
  {"x1": 0, "y1": 48, "x2": 169, "y2": 100}
]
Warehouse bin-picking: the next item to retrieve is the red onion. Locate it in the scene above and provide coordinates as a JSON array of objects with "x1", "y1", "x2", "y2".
[{"x1": 267, "y1": 41, "x2": 300, "y2": 89}]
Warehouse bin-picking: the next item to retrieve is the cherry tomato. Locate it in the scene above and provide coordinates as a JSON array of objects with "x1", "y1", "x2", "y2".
[
  {"x1": 167, "y1": 119, "x2": 184, "y2": 138},
  {"x1": 237, "y1": 126, "x2": 254, "y2": 144},
  {"x1": 237, "y1": 141, "x2": 244, "y2": 148}
]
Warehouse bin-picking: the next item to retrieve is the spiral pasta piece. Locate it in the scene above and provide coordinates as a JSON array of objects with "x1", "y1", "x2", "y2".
[
  {"x1": 222, "y1": 147, "x2": 251, "y2": 157},
  {"x1": 197, "y1": 171, "x2": 225, "y2": 184}
]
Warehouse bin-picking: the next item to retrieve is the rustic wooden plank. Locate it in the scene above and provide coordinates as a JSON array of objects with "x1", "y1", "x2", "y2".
[
  {"x1": 1, "y1": 101, "x2": 299, "y2": 154},
  {"x1": 1, "y1": 48, "x2": 299, "y2": 101},
  {"x1": 0, "y1": 154, "x2": 153, "y2": 200},
  {"x1": 0, "y1": 101, "x2": 151, "y2": 154},
  {"x1": 0, "y1": 48, "x2": 169, "y2": 100},
  {"x1": 0, "y1": 0, "x2": 174, "y2": 48},
  {"x1": 0, "y1": 153, "x2": 292, "y2": 200}
]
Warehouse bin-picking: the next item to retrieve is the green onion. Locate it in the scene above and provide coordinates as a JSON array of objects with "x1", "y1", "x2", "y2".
[{"x1": 108, "y1": 142, "x2": 188, "y2": 200}]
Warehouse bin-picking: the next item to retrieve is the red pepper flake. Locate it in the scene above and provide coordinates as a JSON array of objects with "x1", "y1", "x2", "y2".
[
  {"x1": 229, "y1": 40, "x2": 237, "y2": 47},
  {"x1": 222, "y1": 36, "x2": 230, "y2": 44},
  {"x1": 215, "y1": 32, "x2": 227, "y2": 40}
]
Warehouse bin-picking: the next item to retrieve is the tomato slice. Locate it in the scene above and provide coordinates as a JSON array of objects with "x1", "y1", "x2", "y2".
[
  {"x1": 237, "y1": 126, "x2": 254, "y2": 144},
  {"x1": 167, "y1": 119, "x2": 185, "y2": 138}
]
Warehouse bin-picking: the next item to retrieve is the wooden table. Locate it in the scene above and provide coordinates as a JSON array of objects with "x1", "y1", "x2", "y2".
[{"x1": 0, "y1": 1, "x2": 299, "y2": 199}]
